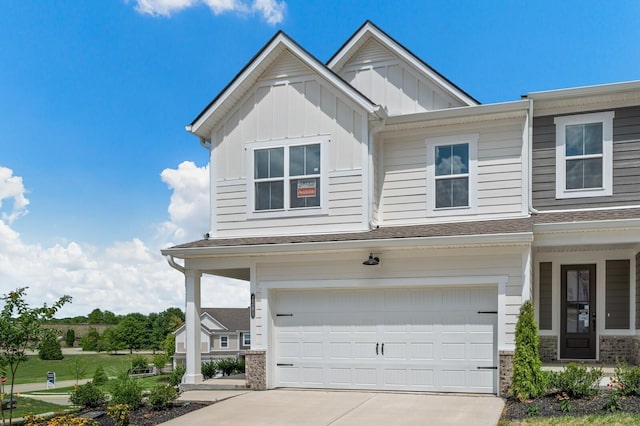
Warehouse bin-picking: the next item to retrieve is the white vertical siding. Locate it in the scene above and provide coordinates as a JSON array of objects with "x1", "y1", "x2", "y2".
[
  {"x1": 338, "y1": 38, "x2": 465, "y2": 116},
  {"x1": 380, "y1": 121, "x2": 524, "y2": 224}
]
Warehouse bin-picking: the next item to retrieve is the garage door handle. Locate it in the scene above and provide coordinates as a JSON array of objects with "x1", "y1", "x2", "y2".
[
  {"x1": 376, "y1": 343, "x2": 379, "y2": 355},
  {"x1": 381, "y1": 343, "x2": 384, "y2": 355},
  {"x1": 477, "y1": 366, "x2": 497, "y2": 370}
]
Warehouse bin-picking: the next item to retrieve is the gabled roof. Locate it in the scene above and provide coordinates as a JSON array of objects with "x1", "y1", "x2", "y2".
[
  {"x1": 201, "y1": 307, "x2": 250, "y2": 332},
  {"x1": 188, "y1": 30, "x2": 384, "y2": 140},
  {"x1": 327, "y1": 20, "x2": 479, "y2": 107}
]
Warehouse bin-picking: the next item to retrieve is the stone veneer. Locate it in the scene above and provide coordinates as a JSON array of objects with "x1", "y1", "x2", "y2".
[
  {"x1": 499, "y1": 350, "x2": 514, "y2": 397},
  {"x1": 600, "y1": 336, "x2": 634, "y2": 364},
  {"x1": 246, "y1": 350, "x2": 266, "y2": 390},
  {"x1": 539, "y1": 335, "x2": 558, "y2": 362}
]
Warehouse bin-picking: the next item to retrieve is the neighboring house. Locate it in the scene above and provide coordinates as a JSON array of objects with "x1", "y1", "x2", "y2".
[
  {"x1": 162, "y1": 20, "x2": 640, "y2": 396},
  {"x1": 173, "y1": 308, "x2": 250, "y2": 365}
]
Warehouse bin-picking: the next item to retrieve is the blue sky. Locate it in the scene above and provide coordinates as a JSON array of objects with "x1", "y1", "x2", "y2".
[{"x1": 1, "y1": 0, "x2": 639, "y2": 317}]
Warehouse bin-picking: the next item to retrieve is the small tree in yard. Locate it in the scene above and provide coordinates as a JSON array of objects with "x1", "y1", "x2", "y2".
[
  {"x1": 37, "y1": 330, "x2": 63, "y2": 360},
  {"x1": 510, "y1": 300, "x2": 546, "y2": 401},
  {"x1": 65, "y1": 328, "x2": 75, "y2": 347},
  {"x1": 0, "y1": 287, "x2": 71, "y2": 426}
]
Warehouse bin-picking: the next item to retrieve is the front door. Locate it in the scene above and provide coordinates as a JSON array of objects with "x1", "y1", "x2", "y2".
[{"x1": 561, "y1": 264, "x2": 596, "y2": 359}]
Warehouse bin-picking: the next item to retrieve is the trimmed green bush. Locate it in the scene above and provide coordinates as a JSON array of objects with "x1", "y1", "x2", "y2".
[
  {"x1": 168, "y1": 366, "x2": 186, "y2": 387},
  {"x1": 147, "y1": 384, "x2": 178, "y2": 410},
  {"x1": 65, "y1": 329, "x2": 76, "y2": 347},
  {"x1": 153, "y1": 354, "x2": 169, "y2": 368},
  {"x1": 613, "y1": 361, "x2": 640, "y2": 395},
  {"x1": 510, "y1": 300, "x2": 547, "y2": 401},
  {"x1": 70, "y1": 381, "x2": 108, "y2": 408},
  {"x1": 202, "y1": 360, "x2": 217, "y2": 379},
  {"x1": 38, "y1": 331, "x2": 64, "y2": 360},
  {"x1": 110, "y1": 372, "x2": 143, "y2": 408},
  {"x1": 235, "y1": 359, "x2": 245, "y2": 374},
  {"x1": 550, "y1": 362, "x2": 602, "y2": 397},
  {"x1": 131, "y1": 355, "x2": 149, "y2": 371},
  {"x1": 216, "y1": 358, "x2": 237, "y2": 376},
  {"x1": 93, "y1": 365, "x2": 109, "y2": 386}
]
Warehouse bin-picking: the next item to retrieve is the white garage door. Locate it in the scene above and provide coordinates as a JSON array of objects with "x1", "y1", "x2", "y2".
[{"x1": 273, "y1": 286, "x2": 497, "y2": 393}]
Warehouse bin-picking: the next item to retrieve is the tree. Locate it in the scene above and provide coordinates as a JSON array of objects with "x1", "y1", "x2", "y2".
[
  {"x1": 116, "y1": 313, "x2": 149, "y2": 354},
  {"x1": 510, "y1": 300, "x2": 547, "y2": 401},
  {"x1": 0, "y1": 287, "x2": 71, "y2": 425},
  {"x1": 163, "y1": 333, "x2": 176, "y2": 357},
  {"x1": 87, "y1": 308, "x2": 104, "y2": 324},
  {"x1": 80, "y1": 327, "x2": 102, "y2": 352},
  {"x1": 37, "y1": 330, "x2": 63, "y2": 360},
  {"x1": 65, "y1": 329, "x2": 75, "y2": 347},
  {"x1": 103, "y1": 310, "x2": 119, "y2": 325},
  {"x1": 101, "y1": 327, "x2": 124, "y2": 354}
]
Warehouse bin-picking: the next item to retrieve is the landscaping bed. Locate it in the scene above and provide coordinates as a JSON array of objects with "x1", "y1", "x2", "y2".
[
  {"x1": 502, "y1": 389, "x2": 640, "y2": 421},
  {"x1": 75, "y1": 401, "x2": 212, "y2": 425}
]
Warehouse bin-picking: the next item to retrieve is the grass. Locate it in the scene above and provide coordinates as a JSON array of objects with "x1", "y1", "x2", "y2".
[
  {"x1": 8, "y1": 354, "x2": 152, "y2": 384},
  {"x1": 22, "y1": 375, "x2": 168, "y2": 395},
  {"x1": 500, "y1": 413, "x2": 640, "y2": 425},
  {"x1": 0, "y1": 396, "x2": 67, "y2": 420}
]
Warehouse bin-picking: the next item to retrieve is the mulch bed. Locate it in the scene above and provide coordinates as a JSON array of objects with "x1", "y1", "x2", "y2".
[
  {"x1": 502, "y1": 390, "x2": 640, "y2": 421},
  {"x1": 77, "y1": 401, "x2": 212, "y2": 425}
]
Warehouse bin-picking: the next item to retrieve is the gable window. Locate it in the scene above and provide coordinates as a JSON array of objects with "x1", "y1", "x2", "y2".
[
  {"x1": 248, "y1": 136, "x2": 328, "y2": 217},
  {"x1": 219, "y1": 335, "x2": 229, "y2": 349},
  {"x1": 426, "y1": 134, "x2": 478, "y2": 216},
  {"x1": 555, "y1": 111, "x2": 614, "y2": 199},
  {"x1": 243, "y1": 333, "x2": 251, "y2": 346}
]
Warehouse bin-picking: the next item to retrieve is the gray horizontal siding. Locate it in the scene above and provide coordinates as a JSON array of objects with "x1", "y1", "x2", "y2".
[
  {"x1": 539, "y1": 262, "x2": 552, "y2": 330},
  {"x1": 532, "y1": 106, "x2": 640, "y2": 210},
  {"x1": 636, "y1": 253, "x2": 640, "y2": 330},
  {"x1": 606, "y1": 259, "x2": 630, "y2": 330}
]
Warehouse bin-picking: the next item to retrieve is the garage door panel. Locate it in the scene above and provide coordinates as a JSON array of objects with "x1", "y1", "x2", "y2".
[{"x1": 274, "y1": 286, "x2": 497, "y2": 393}]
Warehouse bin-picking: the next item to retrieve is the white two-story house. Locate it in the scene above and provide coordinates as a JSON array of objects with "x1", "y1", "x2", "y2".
[{"x1": 162, "y1": 21, "x2": 640, "y2": 396}]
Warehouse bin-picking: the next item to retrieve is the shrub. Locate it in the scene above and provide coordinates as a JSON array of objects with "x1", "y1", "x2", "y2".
[
  {"x1": 69, "y1": 381, "x2": 108, "y2": 408},
  {"x1": 168, "y1": 365, "x2": 186, "y2": 387},
  {"x1": 613, "y1": 361, "x2": 640, "y2": 395},
  {"x1": 24, "y1": 413, "x2": 98, "y2": 426},
  {"x1": 147, "y1": 384, "x2": 178, "y2": 410},
  {"x1": 110, "y1": 372, "x2": 143, "y2": 408},
  {"x1": 38, "y1": 331, "x2": 64, "y2": 360},
  {"x1": 107, "y1": 404, "x2": 131, "y2": 426},
  {"x1": 65, "y1": 329, "x2": 76, "y2": 347},
  {"x1": 202, "y1": 360, "x2": 218, "y2": 379},
  {"x1": 153, "y1": 354, "x2": 169, "y2": 368},
  {"x1": 510, "y1": 300, "x2": 547, "y2": 400},
  {"x1": 216, "y1": 358, "x2": 238, "y2": 376},
  {"x1": 549, "y1": 363, "x2": 602, "y2": 397},
  {"x1": 235, "y1": 359, "x2": 246, "y2": 374},
  {"x1": 131, "y1": 355, "x2": 149, "y2": 371},
  {"x1": 93, "y1": 365, "x2": 109, "y2": 386},
  {"x1": 603, "y1": 390, "x2": 622, "y2": 412}
]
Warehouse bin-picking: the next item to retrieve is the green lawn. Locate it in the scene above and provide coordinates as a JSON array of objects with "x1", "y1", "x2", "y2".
[
  {"x1": 0, "y1": 396, "x2": 67, "y2": 420},
  {"x1": 22, "y1": 375, "x2": 168, "y2": 395},
  {"x1": 500, "y1": 413, "x2": 640, "y2": 425},
  {"x1": 8, "y1": 354, "x2": 153, "y2": 384}
]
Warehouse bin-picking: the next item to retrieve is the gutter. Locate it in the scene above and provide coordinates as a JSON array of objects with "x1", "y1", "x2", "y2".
[{"x1": 164, "y1": 255, "x2": 185, "y2": 273}]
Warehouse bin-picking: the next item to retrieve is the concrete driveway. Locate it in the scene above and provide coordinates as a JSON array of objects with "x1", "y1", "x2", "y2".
[{"x1": 161, "y1": 389, "x2": 504, "y2": 426}]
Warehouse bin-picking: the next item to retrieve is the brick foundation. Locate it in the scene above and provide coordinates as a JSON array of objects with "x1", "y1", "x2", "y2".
[
  {"x1": 539, "y1": 335, "x2": 558, "y2": 362},
  {"x1": 499, "y1": 350, "x2": 514, "y2": 397},
  {"x1": 600, "y1": 336, "x2": 634, "y2": 364},
  {"x1": 246, "y1": 350, "x2": 266, "y2": 390}
]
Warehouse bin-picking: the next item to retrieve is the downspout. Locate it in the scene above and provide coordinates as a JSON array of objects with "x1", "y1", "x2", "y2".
[
  {"x1": 164, "y1": 255, "x2": 185, "y2": 274},
  {"x1": 527, "y1": 98, "x2": 539, "y2": 215},
  {"x1": 199, "y1": 137, "x2": 212, "y2": 150},
  {"x1": 368, "y1": 115, "x2": 386, "y2": 229}
]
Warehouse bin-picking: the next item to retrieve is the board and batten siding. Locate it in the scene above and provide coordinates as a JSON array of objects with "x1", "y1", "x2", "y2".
[
  {"x1": 338, "y1": 38, "x2": 464, "y2": 116},
  {"x1": 532, "y1": 106, "x2": 640, "y2": 210},
  {"x1": 210, "y1": 50, "x2": 368, "y2": 238},
  {"x1": 605, "y1": 259, "x2": 630, "y2": 329},
  {"x1": 252, "y1": 247, "x2": 524, "y2": 348},
  {"x1": 380, "y1": 121, "x2": 524, "y2": 225}
]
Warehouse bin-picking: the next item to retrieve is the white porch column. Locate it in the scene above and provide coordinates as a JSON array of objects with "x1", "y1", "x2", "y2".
[{"x1": 183, "y1": 269, "x2": 203, "y2": 384}]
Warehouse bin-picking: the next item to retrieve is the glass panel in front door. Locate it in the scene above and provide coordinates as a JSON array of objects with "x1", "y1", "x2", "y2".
[{"x1": 566, "y1": 269, "x2": 590, "y2": 334}]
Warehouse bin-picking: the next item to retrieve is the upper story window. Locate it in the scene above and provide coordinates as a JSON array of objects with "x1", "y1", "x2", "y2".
[
  {"x1": 248, "y1": 136, "x2": 328, "y2": 218},
  {"x1": 426, "y1": 134, "x2": 478, "y2": 216},
  {"x1": 554, "y1": 111, "x2": 614, "y2": 199},
  {"x1": 219, "y1": 335, "x2": 229, "y2": 349},
  {"x1": 242, "y1": 332, "x2": 251, "y2": 346}
]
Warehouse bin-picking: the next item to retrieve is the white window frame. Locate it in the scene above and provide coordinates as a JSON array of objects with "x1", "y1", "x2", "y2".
[
  {"x1": 554, "y1": 111, "x2": 614, "y2": 199},
  {"x1": 242, "y1": 332, "x2": 251, "y2": 346},
  {"x1": 219, "y1": 335, "x2": 229, "y2": 349},
  {"x1": 426, "y1": 134, "x2": 478, "y2": 216},
  {"x1": 246, "y1": 136, "x2": 329, "y2": 219}
]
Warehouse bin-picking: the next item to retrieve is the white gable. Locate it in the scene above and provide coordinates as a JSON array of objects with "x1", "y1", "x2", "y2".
[
  {"x1": 201, "y1": 312, "x2": 226, "y2": 330},
  {"x1": 259, "y1": 50, "x2": 314, "y2": 81}
]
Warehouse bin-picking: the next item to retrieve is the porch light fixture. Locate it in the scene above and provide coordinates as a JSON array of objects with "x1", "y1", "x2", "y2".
[{"x1": 363, "y1": 253, "x2": 380, "y2": 266}]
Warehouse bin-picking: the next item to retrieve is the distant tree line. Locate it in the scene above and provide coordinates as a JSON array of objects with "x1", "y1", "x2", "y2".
[{"x1": 46, "y1": 307, "x2": 184, "y2": 355}]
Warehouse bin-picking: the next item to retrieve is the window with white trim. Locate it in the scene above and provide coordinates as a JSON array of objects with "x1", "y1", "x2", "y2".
[
  {"x1": 554, "y1": 111, "x2": 614, "y2": 199},
  {"x1": 248, "y1": 137, "x2": 327, "y2": 217},
  {"x1": 219, "y1": 335, "x2": 229, "y2": 349},
  {"x1": 242, "y1": 333, "x2": 251, "y2": 346},
  {"x1": 426, "y1": 134, "x2": 478, "y2": 216}
]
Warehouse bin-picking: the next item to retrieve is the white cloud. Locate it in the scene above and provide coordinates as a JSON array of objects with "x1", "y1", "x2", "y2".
[
  {"x1": 132, "y1": 0, "x2": 286, "y2": 24},
  {"x1": 0, "y1": 165, "x2": 249, "y2": 318},
  {"x1": 0, "y1": 166, "x2": 29, "y2": 224}
]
